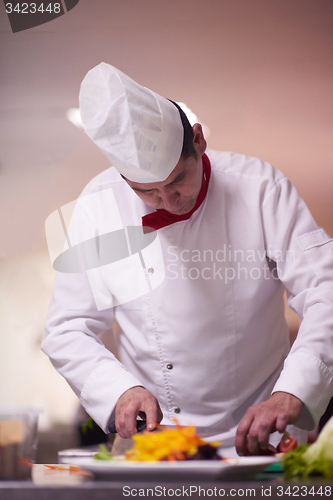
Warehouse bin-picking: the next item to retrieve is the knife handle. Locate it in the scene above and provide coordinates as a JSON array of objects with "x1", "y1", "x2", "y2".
[{"x1": 108, "y1": 419, "x2": 147, "y2": 434}]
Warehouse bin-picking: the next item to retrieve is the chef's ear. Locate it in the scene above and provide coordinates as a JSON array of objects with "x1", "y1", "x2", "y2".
[{"x1": 192, "y1": 123, "x2": 207, "y2": 156}]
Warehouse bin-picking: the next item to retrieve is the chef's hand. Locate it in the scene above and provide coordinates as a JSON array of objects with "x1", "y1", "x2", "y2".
[
  {"x1": 115, "y1": 386, "x2": 163, "y2": 438},
  {"x1": 235, "y1": 391, "x2": 303, "y2": 456}
]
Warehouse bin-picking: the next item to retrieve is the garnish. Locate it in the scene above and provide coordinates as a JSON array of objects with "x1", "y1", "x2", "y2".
[
  {"x1": 94, "y1": 443, "x2": 114, "y2": 461},
  {"x1": 282, "y1": 416, "x2": 333, "y2": 479},
  {"x1": 125, "y1": 421, "x2": 221, "y2": 462},
  {"x1": 80, "y1": 417, "x2": 94, "y2": 434}
]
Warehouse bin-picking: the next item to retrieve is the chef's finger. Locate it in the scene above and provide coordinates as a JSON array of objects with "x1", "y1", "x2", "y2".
[
  {"x1": 143, "y1": 401, "x2": 162, "y2": 431},
  {"x1": 235, "y1": 412, "x2": 254, "y2": 456},
  {"x1": 246, "y1": 427, "x2": 260, "y2": 456},
  {"x1": 115, "y1": 387, "x2": 144, "y2": 437},
  {"x1": 115, "y1": 400, "x2": 140, "y2": 438},
  {"x1": 121, "y1": 405, "x2": 140, "y2": 438},
  {"x1": 275, "y1": 412, "x2": 289, "y2": 434},
  {"x1": 256, "y1": 417, "x2": 276, "y2": 451},
  {"x1": 247, "y1": 413, "x2": 278, "y2": 454}
]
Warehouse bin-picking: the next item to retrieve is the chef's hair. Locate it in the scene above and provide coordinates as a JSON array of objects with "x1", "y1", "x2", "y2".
[{"x1": 169, "y1": 100, "x2": 198, "y2": 160}]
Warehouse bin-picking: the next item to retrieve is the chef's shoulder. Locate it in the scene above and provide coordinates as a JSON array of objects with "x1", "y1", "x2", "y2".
[
  {"x1": 75, "y1": 166, "x2": 143, "y2": 226},
  {"x1": 206, "y1": 149, "x2": 286, "y2": 189}
]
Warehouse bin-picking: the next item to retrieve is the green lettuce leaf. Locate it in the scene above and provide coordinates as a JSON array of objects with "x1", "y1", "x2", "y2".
[
  {"x1": 282, "y1": 415, "x2": 333, "y2": 479},
  {"x1": 94, "y1": 444, "x2": 113, "y2": 461}
]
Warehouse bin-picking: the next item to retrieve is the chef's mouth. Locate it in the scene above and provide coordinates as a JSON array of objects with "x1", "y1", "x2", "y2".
[{"x1": 165, "y1": 198, "x2": 196, "y2": 215}]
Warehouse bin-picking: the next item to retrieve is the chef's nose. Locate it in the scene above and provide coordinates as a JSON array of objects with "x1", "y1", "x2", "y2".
[{"x1": 159, "y1": 189, "x2": 179, "y2": 211}]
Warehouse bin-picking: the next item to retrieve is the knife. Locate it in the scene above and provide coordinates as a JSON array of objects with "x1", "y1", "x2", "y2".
[{"x1": 108, "y1": 419, "x2": 147, "y2": 434}]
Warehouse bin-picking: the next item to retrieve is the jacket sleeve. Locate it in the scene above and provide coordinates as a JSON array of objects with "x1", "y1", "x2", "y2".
[
  {"x1": 42, "y1": 270, "x2": 143, "y2": 432},
  {"x1": 262, "y1": 176, "x2": 333, "y2": 430},
  {"x1": 41, "y1": 189, "x2": 144, "y2": 433}
]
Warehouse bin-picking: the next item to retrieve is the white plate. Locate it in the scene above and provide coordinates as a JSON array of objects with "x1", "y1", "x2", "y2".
[{"x1": 63, "y1": 456, "x2": 281, "y2": 480}]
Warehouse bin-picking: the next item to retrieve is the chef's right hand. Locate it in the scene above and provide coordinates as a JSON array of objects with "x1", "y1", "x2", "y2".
[{"x1": 115, "y1": 386, "x2": 163, "y2": 438}]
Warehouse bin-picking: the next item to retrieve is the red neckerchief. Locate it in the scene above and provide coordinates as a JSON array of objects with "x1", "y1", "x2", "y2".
[{"x1": 142, "y1": 153, "x2": 211, "y2": 232}]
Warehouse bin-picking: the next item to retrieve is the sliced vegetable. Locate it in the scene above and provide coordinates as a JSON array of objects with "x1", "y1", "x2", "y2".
[
  {"x1": 125, "y1": 420, "x2": 221, "y2": 462},
  {"x1": 43, "y1": 464, "x2": 89, "y2": 473},
  {"x1": 277, "y1": 432, "x2": 298, "y2": 453}
]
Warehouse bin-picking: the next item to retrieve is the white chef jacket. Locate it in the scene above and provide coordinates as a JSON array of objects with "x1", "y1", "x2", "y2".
[{"x1": 42, "y1": 150, "x2": 333, "y2": 454}]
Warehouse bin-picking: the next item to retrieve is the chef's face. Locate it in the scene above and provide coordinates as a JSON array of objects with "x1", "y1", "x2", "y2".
[{"x1": 125, "y1": 124, "x2": 207, "y2": 215}]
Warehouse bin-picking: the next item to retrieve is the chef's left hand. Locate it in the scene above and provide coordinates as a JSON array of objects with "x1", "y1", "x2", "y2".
[{"x1": 235, "y1": 391, "x2": 303, "y2": 456}]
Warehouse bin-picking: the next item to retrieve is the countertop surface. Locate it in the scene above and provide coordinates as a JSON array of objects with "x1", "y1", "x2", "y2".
[{"x1": 0, "y1": 464, "x2": 332, "y2": 500}]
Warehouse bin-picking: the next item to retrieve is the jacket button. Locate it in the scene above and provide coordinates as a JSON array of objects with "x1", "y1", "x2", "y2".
[
  {"x1": 166, "y1": 363, "x2": 173, "y2": 370},
  {"x1": 174, "y1": 408, "x2": 181, "y2": 414},
  {"x1": 147, "y1": 268, "x2": 154, "y2": 275}
]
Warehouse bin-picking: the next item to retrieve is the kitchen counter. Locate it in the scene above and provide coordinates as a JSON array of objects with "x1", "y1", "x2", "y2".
[{"x1": 0, "y1": 465, "x2": 332, "y2": 500}]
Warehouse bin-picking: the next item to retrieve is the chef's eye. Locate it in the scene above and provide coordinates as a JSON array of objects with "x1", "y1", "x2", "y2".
[{"x1": 171, "y1": 175, "x2": 186, "y2": 186}]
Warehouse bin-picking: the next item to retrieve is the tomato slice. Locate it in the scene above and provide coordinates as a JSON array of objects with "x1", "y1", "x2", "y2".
[
  {"x1": 244, "y1": 432, "x2": 298, "y2": 456},
  {"x1": 277, "y1": 432, "x2": 298, "y2": 453}
]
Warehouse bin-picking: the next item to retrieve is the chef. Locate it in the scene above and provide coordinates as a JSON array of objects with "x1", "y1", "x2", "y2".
[{"x1": 42, "y1": 63, "x2": 333, "y2": 457}]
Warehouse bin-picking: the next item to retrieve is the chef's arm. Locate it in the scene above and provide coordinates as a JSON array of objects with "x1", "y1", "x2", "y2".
[
  {"x1": 114, "y1": 386, "x2": 163, "y2": 438},
  {"x1": 42, "y1": 270, "x2": 144, "y2": 433},
  {"x1": 260, "y1": 176, "x2": 333, "y2": 429},
  {"x1": 236, "y1": 174, "x2": 333, "y2": 456},
  {"x1": 235, "y1": 391, "x2": 303, "y2": 455}
]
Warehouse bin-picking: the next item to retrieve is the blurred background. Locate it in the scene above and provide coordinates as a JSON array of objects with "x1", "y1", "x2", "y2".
[{"x1": 0, "y1": 0, "x2": 332, "y2": 458}]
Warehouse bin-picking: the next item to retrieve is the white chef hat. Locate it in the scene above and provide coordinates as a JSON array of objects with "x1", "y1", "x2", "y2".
[{"x1": 79, "y1": 62, "x2": 184, "y2": 183}]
